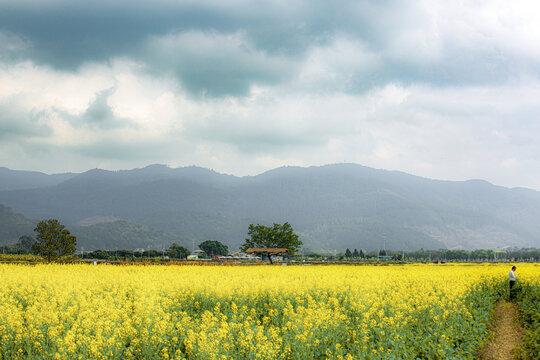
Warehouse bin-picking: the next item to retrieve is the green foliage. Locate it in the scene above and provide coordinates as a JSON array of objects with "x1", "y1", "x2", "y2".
[
  {"x1": 84, "y1": 250, "x2": 111, "y2": 260},
  {"x1": 241, "y1": 222, "x2": 302, "y2": 263},
  {"x1": 399, "y1": 248, "x2": 540, "y2": 261},
  {"x1": 82, "y1": 248, "x2": 182, "y2": 260},
  {"x1": 162, "y1": 275, "x2": 504, "y2": 360},
  {"x1": 33, "y1": 219, "x2": 76, "y2": 262},
  {"x1": 166, "y1": 243, "x2": 190, "y2": 259},
  {"x1": 199, "y1": 240, "x2": 228, "y2": 256},
  {"x1": 515, "y1": 281, "x2": 540, "y2": 359},
  {"x1": 345, "y1": 248, "x2": 352, "y2": 258},
  {"x1": 0, "y1": 236, "x2": 36, "y2": 255},
  {"x1": 17, "y1": 235, "x2": 35, "y2": 253}
]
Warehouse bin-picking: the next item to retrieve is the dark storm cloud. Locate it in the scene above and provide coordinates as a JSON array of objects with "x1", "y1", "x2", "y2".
[
  {"x1": 0, "y1": 1, "x2": 334, "y2": 66},
  {"x1": 139, "y1": 31, "x2": 297, "y2": 96},
  {"x1": 83, "y1": 88, "x2": 116, "y2": 123},
  {"x1": 81, "y1": 87, "x2": 134, "y2": 129},
  {"x1": 0, "y1": 0, "x2": 317, "y2": 95},
  {"x1": 0, "y1": 96, "x2": 53, "y2": 140},
  {"x1": 2, "y1": 0, "x2": 533, "y2": 97}
]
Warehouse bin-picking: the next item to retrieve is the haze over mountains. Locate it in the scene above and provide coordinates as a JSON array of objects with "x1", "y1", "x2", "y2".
[{"x1": 1, "y1": 164, "x2": 539, "y2": 252}]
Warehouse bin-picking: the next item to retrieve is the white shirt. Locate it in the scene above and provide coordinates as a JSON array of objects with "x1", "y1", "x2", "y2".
[{"x1": 509, "y1": 270, "x2": 517, "y2": 281}]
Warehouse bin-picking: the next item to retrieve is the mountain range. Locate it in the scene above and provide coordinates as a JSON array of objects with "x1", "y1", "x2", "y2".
[{"x1": 1, "y1": 164, "x2": 539, "y2": 252}]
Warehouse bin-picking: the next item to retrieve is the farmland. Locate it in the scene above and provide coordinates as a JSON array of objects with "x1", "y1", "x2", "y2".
[{"x1": 0, "y1": 263, "x2": 538, "y2": 359}]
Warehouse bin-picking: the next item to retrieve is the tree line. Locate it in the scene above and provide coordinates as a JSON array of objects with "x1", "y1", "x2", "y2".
[
  {"x1": 79, "y1": 240, "x2": 229, "y2": 260},
  {"x1": 3, "y1": 218, "x2": 538, "y2": 262},
  {"x1": 2, "y1": 219, "x2": 302, "y2": 262},
  {"x1": 315, "y1": 247, "x2": 540, "y2": 262}
]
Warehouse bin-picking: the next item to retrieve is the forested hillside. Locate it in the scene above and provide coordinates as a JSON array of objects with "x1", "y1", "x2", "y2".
[
  {"x1": 0, "y1": 204, "x2": 35, "y2": 244},
  {"x1": 1, "y1": 164, "x2": 539, "y2": 251},
  {"x1": 71, "y1": 220, "x2": 190, "y2": 251}
]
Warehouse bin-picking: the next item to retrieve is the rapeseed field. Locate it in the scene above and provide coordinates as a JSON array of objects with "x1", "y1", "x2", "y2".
[{"x1": 0, "y1": 263, "x2": 538, "y2": 359}]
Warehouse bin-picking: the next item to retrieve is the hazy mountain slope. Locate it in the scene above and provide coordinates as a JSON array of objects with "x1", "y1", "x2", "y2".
[
  {"x1": 0, "y1": 178, "x2": 229, "y2": 224},
  {"x1": 223, "y1": 165, "x2": 539, "y2": 249},
  {"x1": 0, "y1": 167, "x2": 74, "y2": 191},
  {"x1": 0, "y1": 164, "x2": 539, "y2": 251},
  {"x1": 71, "y1": 220, "x2": 190, "y2": 251},
  {"x1": 0, "y1": 204, "x2": 35, "y2": 244}
]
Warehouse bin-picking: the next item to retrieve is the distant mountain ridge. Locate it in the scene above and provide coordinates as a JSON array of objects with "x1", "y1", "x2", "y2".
[
  {"x1": 0, "y1": 163, "x2": 539, "y2": 251},
  {"x1": 0, "y1": 167, "x2": 75, "y2": 191}
]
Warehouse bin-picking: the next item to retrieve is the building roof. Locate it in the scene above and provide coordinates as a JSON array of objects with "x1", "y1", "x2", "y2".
[{"x1": 245, "y1": 248, "x2": 289, "y2": 254}]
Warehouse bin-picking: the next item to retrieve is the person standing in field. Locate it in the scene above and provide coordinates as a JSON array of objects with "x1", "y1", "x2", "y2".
[{"x1": 509, "y1": 265, "x2": 518, "y2": 300}]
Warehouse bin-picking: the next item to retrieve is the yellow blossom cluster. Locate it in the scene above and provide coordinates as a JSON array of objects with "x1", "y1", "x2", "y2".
[{"x1": 0, "y1": 263, "x2": 538, "y2": 359}]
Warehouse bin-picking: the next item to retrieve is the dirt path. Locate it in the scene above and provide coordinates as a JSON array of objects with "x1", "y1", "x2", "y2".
[{"x1": 478, "y1": 300, "x2": 524, "y2": 360}]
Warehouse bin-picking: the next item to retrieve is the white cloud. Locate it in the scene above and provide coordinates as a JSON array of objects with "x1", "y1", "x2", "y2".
[
  {"x1": 0, "y1": 61, "x2": 114, "y2": 113},
  {"x1": 1, "y1": 1, "x2": 540, "y2": 190},
  {"x1": 1, "y1": 54, "x2": 540, "y2": 190},
  {"x1": 295, "y1": 36, "x2": 380, "y2": 92}
]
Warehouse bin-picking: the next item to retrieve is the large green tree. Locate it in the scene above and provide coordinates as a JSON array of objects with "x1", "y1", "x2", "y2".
[
  {"x1": 241, "y1": 222, "x2": 302, "y2": 263},
  {"x1": 199, "y1": 240, "x2": 228, "y2": 257},
  {"x1": 165, "y1": 242, "x2": 190, "y2": 259},
  {"x1": 33, "y1": 219, "x2": 77, "y2": 261}
]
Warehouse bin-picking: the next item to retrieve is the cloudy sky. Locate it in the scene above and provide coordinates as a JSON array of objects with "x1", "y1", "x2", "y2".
[{"x1": 1, "y1": 1, "x2": 540, "y2": 189}]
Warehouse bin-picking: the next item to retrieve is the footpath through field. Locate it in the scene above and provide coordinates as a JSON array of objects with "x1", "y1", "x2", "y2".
[{"x1": 479, "y1": 300, "x2": 524, "y2": 360}]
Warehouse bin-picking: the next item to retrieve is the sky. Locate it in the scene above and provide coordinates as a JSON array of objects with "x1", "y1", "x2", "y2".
[{"x1": 1, "y1": 0, "x2": 540, "y2": 190}]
